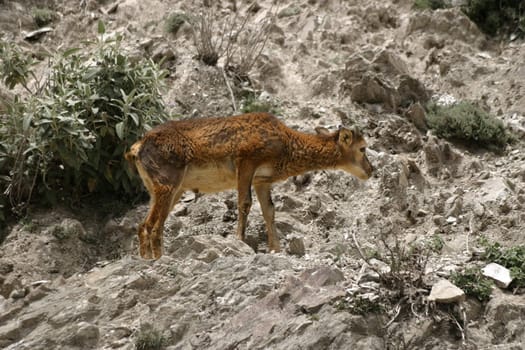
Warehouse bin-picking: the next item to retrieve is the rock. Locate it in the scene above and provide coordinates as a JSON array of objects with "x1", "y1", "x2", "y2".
[
  {"x1": 151, "y1": 43, "x2": 176, "y2": 67},
  {"x1": 168, "y1": 235, "x2": 254, "y2": 260},
  {"x1": 473, "y1": 202, "x2": 485, "y2": 217},
  {"x1": 350, "y1": 74, "x2": 398, "y2": 111},
  {"x1": 398, "y1": 75, "x2": 430, "y2": 107},
  {"x1": 299, "y1": 266, "x2": 345, "y2": 287},
  {"x1": 67, "y1": 322, "x2": 100, "y2": 348},
  {"x1": 406, "y1": 8, "x2": 483, "y2": 45},
  {"x1": 278, "y1": 5, "x2": 301, "y2": 18},
  {"x1": 24, "y1": 27, "x2": 53, "y2": 41},
  {"x1": 485, "y1": 289, "x2": 525, "y2": 342},
  {"x1": 368, "y1": 258, "x2": 391, "y2": 275},
  {"x1": 446, "y1": 216, "x2": 457, "y2": 224},
  {"x1": 48, "y1": 218, "x2": 87, "y2": 241},
  {"x1": 482, "y1": 263, "x2": 513, "y2": 288},
  {"x1": 423, "y1": 135, "x2": 462, "y2": 178},
  {"x1": 9, "y1": 288, "x2": 26, "y2": 299},
  {"x1": 405, "y1": 102, "x2": 427, "y2": 130},
  {"x1": 445, "y1": 194, "x2": 463, "y2": 218},
  {"x1": 428, "y1": 279, "x2": 466, "y2": 303},
  {"x1": 286, "y1": 235, "x2": 305, "y2": 257}
]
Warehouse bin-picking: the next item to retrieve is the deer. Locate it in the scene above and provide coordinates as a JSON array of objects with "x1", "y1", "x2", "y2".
[{"x1": 125, "y1": 112, "x2": 373, "y2": 259}]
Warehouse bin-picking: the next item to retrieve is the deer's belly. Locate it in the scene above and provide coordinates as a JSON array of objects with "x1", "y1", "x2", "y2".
[{"x1": 182, "y1": 161, "x2": 237, "y2": 193}]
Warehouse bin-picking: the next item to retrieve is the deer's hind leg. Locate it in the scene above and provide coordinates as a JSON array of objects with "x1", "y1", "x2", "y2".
[
  {"x1": 254, "y1": 183, "x2": 281, "y2": 252},
  {"x1": 139, "y1": 167, "x2": 186, "y2": 260}
]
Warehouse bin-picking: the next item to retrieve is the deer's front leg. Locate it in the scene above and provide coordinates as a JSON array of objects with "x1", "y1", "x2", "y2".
[
  {"x1": 254, "y1": 183, "x2": 281, "y2": 252},
  {"x1": 236, "y1": 162, "x2": 256, "y2": 242}
]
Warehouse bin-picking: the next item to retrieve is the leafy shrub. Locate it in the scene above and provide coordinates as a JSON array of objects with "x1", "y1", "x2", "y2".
[
  {"x1": 135, "y1": 324, "x2": 166, "y2": 350},
  {"x1": 480, "y1": 239, "x2": 525, "y2": 288},
  {"x1": 450, "y1": 267, "x2": 493, "y2": 302},
  {"x1": 0, "y1": 21, "x2": 167, "y2": 220},
  {"x1": 413, "y1": 0, "x2": 447, "y2": 10},
  {"x1": 31, "y1": 7, "x2": 56, "y2": 27},
  {"x1": 462, "y1": 0, "x2": 525, "y2": 37},
  {"x1": 165, "y1": 12, "x2": 188, "y2": 34},
  {"x1": 426, "y1": 101, "x2": 512, "y2": 151}
]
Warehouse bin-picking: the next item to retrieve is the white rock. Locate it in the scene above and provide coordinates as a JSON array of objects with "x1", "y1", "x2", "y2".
[
  {"x1": 482, "y1": 263, "x2": 513, "y2": 288},
  {"x1": 428, "y1": 279, "x2": 465, "y2": 303},
  {"x1": 446, "y1": 216, "x2": 457, "y2": 224}
]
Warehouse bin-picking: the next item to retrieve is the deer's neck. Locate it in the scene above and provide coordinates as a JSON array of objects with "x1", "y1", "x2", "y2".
[{"x1": 285, "y1": 131, "x2": 341, "y2": 174}]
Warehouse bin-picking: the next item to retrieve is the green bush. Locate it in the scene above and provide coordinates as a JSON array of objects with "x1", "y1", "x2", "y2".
[
  {"x1": 462, "y1": 0, "x2": 525, "y2": 37},
  {"x1": 0, "y1": 21, "x2": 167, "y2": 220},
  {"x1": 413, "y1": 0, "x2": 447, "y2": 10},
  {"x1": 450, "y1": 267, "x2": 493, "y2": 302},
  {"x1": 426, "y1": 101, "x2": 512, "y2": 151},
  {"x1": 165, "y1": 13, "x2": 188, "y2": 34},
  {"x1": 31, "y1": 7, "x2": 56, "y2": 27}
]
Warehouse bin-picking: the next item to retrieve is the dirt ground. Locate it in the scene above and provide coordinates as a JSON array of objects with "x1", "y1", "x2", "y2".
[{"x1": 0, "y1": 0, "x2": 524, "y2": 349}]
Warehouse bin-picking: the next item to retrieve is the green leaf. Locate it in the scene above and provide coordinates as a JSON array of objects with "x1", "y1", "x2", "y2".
[
  {"x1": 98, "y1": 20, "x2": 106, "y2": 35},
  {"x1": 23, "y1": 113, "x2": 33, "y2": 132},
  {"x1": 115, "y1": 121, "x2": 125, "y2": 140},
  {"x1": 63, "y1": 48, "x2": 81, "y2": 57}
]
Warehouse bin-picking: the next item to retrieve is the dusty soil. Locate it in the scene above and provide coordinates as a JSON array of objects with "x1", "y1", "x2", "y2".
[{"x1": 1, "y1": 0, "x2": 524, "y2": 349}]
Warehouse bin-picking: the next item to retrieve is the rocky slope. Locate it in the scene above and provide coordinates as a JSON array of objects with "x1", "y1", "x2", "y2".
[{"x1": 0, "y1": 0, "x2": 524, "y2": 349}]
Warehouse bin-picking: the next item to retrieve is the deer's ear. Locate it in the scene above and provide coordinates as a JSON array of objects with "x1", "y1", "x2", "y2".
[
  {"x1": 337, "y1": 127, "x2": 353, "y2": 146},
  {"x1": 315, "y1": 126, "x2": 331, "y2": 136}
]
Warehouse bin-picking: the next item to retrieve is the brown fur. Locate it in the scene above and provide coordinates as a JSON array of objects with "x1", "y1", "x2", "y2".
[{"x1": 126, "y1": 112, "x2": 373, "y2": 259}]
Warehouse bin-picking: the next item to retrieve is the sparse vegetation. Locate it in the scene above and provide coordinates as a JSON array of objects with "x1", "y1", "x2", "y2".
[
  {"x1": 188, "y1": 5, "x2": 273, "y2": 77},
  {"x1": 0, "y1": 21, "x2": 167, "y2": 223},
  {"x1": 31, "y1": 7, "x2": 56, "y2": 27},
  {"x1": 413, "y1": 0, "x2": 447, "y2": 10},
  {"x1": 352, "y1": 227, "x2": 436, "y2": 321},
  {"x1": 426, "y1": 101, "x2": 513, "y2": 151},
  {"x1": 135, "y1": 324, "x2": 166, "y2": 350},
  {"x1": 450, "y1": 267, "x2": 493, "y2": 302},
  {"x1": 240, "y1": 93, "x2": 279, "y2": 114},
  {"x1": 335, "y1": 296, "x2": 384, "y2": 315},
  {"x1": 164, "y1": 12, "x2": 188, "y2": 35},
  {"x1": 462, "y1": 0, "x2": 525, "y2": 37},
  {"x1": 480, "y1": 239, "x2": 525, "y2": 289}
]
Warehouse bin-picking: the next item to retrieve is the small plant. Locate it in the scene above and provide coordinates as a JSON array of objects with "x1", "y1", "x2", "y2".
[
  {"x1": 135, "y1": 324, "x2": 166, "y2": 350},
  {"x1": 413, "y1": 0, "x2": 447, "y2": 10},
  {"x1": 335, "y1": 296, "x2": 384, "y2": 315},
  {"x1": 426, "y1": 101, "x2": 513, "y2": 151},
  {"x1": 309, "y1": 314, "x2": 320, "y2": 322},
  {"x1": 425, "y1": 234, "x2": 444, "y2": 253},
  {"x1": 164, "y1": 13, "x2": 188, "y2": 34},
  {"x1": 240, "y1": 94, "x2": 278, "y2": 114},
  {"x1": 479, "y1": 239, "x2": 525, "y2": 288},
  {"x1": 462, "y1": 0, "x2": 525, "y2": 37},
  {"x1": 450, "y1": 267, "x2": 493, "y2": 302},
  {"x1": 31, "y1": 7, "x2": 56, "y2": 27}
]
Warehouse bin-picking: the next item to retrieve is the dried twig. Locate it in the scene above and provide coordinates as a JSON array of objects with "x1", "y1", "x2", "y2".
[
  {"x1": 221, "y1": 66, "x2": 237, "y2": 112},
  {"x1": 383, "y1": 296, "x2": 407, "y2": 329}
]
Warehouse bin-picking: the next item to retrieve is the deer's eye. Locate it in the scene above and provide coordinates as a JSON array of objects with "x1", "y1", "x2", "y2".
[{"x1": 359, "y1": 147, "x2": 366, "y2": 153}]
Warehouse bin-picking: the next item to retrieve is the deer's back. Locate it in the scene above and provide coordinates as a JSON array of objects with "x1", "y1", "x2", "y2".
[
  {"x1": 143, "y1": 112, "x2": 289, "y2": 162},
  {"x1": 137, "y1": 113, "x2": 292, "y2": 190}
]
